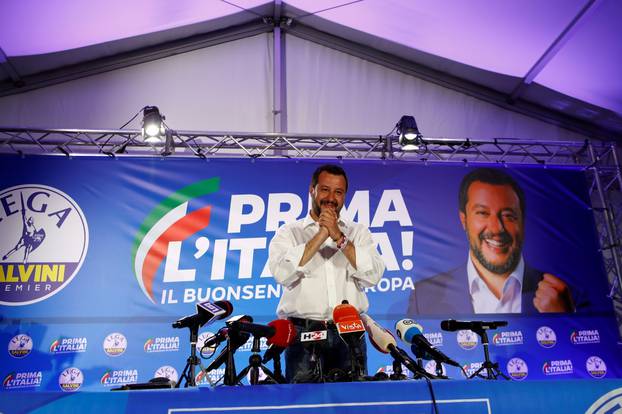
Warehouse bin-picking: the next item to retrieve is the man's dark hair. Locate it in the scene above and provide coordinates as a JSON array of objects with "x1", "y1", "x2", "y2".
[
  {"x1": 311, "y1": 164, "x2": 348, "y2": 191},
  {"x1": 458, "y1": 168, "x2": 525, "y2": 215}
]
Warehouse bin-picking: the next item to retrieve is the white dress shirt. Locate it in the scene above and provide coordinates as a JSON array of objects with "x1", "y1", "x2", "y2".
[
  {"x1": 467, "y1": 253, "x2": 525, "y2": 314},
  {"x1": 269, "y1": 213, "x2": 385, "y2": 320}
]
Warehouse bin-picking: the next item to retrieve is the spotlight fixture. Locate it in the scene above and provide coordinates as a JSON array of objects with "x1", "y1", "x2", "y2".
[
  {"x1": 397, "y1": 115, "x2": 422, "y2": 151},
  {"x1": 141, "y1": 106, "x2": 165, "y2": 145}
]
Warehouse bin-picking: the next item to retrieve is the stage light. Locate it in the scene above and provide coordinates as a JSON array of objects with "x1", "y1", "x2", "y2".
[
  {"x1": 397, "y1": 115, "x2": 422, "y2": 151},
  {"x1": 141, "y1": 106, "x2": 165, "y2": 145}
]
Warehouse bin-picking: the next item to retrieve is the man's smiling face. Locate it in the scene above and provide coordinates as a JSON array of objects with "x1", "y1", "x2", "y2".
[{"x1": 460, "y1": 181, "x2": 524, "y2": 276}]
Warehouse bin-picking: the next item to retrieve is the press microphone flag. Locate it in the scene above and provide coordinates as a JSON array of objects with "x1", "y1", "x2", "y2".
[
  {"x1": 440, "y1": 319, "x2": 508, "y2": 332},
  {"x1": 332, "y1": 300, "x2": 366, "y2": 341},
  {"x1": 172, "y1": 300, "x2": 233, "y2": 329},
  {"x1": 395, "y1": 319, "x2": 461, "y2": 368}
]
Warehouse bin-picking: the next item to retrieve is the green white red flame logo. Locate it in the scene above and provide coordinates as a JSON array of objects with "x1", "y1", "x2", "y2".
[{"x1": 132, "y1": 178, "x2": 219, "y2": 303}]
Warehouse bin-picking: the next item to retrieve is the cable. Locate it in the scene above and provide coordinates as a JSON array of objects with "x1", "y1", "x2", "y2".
[
  {"x1": 295, "y1": 0, "x2": 363, "y2": 20},
  {"x1": 220, "y1": 0, "x2": 265, "y2": 17},
  {"x1": 99, "y1": 107, "x2": 146, "y2": 153},
  {"x1": 422, "y1": 375, "x2": 440, "y2": 414}
]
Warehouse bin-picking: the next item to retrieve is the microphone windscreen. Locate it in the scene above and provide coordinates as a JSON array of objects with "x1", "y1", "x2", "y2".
[
  {"x1": 440, "y1": 319, "x2": 456, "y2": 331},
  {"x1": 395, "y1": 319, "x2": 424, "y2": 345},
  {"x1": 214, "y1": 300, "x2": 234, "y2": 319},
  {"x1": 267, "y1": 319, "x2": 297, "y2": 348},
  {"x1": 360, "y1": 314, "x2": 395, "y2": 353},
  {"x1": 332, "y1": 302, "x2": 360, "y2": 323},
  {"x1": 227, "y1": 314, "x2": 253, "y2": 323}
]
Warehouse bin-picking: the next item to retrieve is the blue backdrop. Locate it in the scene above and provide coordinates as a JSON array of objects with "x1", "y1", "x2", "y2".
[{"x1": 0, "y1": 156, "x2": 619, "y2": 392}]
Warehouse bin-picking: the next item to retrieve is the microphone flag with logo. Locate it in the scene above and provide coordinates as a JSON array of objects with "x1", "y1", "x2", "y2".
[
  {"x1": 332, "y1": 300, "x2": 366, "y2": 344},
  {"x1": 172, "y1": 300, "x2": 233, "y2": 329}
]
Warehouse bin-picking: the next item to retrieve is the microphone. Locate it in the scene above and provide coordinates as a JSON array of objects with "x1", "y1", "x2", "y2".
[
  {"x1": 440, "y1": 319, "x2": 508, "y2": 332},
  {"x1": 359, "y1": 313, "x2": 393, "y2": 355},
  {"x1": 227, "y1": 321, "x2": 276, "y2": 339},
  {"x1": 332, "y1": 300, "x2": 366, "y2": 345},
  {"x1": 202, "y1": 327, "x2": 228, "y2": 350},
  {"x1": 205, "y1": 315, "x2": 253, "y2": 372},
  {"x1": 359, "y1": 314, "x2": 428, "y2": 378},
  {"x1": 261, "y1": 320, "x2": 297, "y2": 364},
  {"x1": 333, "y1": 300, "x2": 367, "y2": 380},
  {"x1": 395, "y1": 319, "x2": 461, "y2": 368},
  {"x1": 172, "y1": 300, "x2": 233, "y2": 329}
]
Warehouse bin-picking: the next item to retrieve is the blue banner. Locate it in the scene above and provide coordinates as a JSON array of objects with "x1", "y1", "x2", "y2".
[{"x1": 0, "y1": 156, "x2": 619, "y2": 392}]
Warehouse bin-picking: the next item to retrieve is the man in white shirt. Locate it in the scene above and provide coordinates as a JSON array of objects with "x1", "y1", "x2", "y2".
[
  {"x1": 268, "y1": 164, "x2": 385, "y2": 382},
  {"x1": 408, "y1": 167, "x2": 576, "y2": 315}
]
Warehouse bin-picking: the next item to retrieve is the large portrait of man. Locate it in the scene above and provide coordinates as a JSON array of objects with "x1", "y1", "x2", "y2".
[{"x1": 407, "y1": 167, "x2": 581, "y2": 316}]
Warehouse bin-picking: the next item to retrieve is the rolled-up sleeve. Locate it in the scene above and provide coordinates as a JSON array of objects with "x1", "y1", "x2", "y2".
[
  {"x1": 268, "y1": 225, "x2": 309, "y2": 288},
  {"x1": 349, "y1": 225, "x2": 385, "y2": 288}
]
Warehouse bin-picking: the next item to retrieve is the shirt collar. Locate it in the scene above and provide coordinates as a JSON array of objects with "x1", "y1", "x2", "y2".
[{"x1": 467, "y1": 252, "x2": 525, "y2": 295}]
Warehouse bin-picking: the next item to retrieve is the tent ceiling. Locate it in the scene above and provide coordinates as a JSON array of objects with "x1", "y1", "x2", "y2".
[{"x1": 0, "y1": 0, "x2": 621, "y2": 137}]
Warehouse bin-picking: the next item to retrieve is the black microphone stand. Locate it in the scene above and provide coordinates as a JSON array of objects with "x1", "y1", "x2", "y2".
[
  {"x1": 223, "y1": 336, "x2": 238, "y2": 386},
  {"x1": 263, "y1": 350, "x2": 286, "y2": 383},
  {"x1": 433, "y1": 360, "x2": 448, "y2": 379},
  {"x1": 175, "y1": 322, "x2": 208, "y2": 388},
  {"x1": 235, "y1": 336, "x2": 280, "y2": 385},
  {"x1": 389, "y1": 359, "x2": 408, "y2": 380},
  {"x1": 468, "y1": 327, "x2": 510, "y2": 380},
  {"x1": 347, "y1": 343, "x2": 367, "y2": 381}
]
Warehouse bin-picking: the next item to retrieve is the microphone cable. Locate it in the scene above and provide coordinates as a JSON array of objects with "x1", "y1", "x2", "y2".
[{"x1": 421, "y1": 374, "x2": 440, "y2": 414}]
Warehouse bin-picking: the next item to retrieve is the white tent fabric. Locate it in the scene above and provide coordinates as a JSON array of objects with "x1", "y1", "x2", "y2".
[
  {"x1": 0, "y1": 0, "x2": 620, "y2": 140},
  {"x1": 287, "y1": 36, "x2": 588, "y2": 140},
  {"x1": 0, "y1": 35, "x2": 274, "y2": 132},
  {"x1": 0, "y1": 32, "x2": 588, "y2": 142}
]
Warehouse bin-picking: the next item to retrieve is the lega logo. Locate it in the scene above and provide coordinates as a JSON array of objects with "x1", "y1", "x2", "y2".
[
  {"x1": 586, "y1": 356, "x2": 607, "y2": 379},
  {"x1": 456, "y1": 329, "x2": 478, "y2": 350},
  {"x1": 103, "y1": 333, "x2": 127, "y2": 357},
  {"x1": 506, "y1": 357, "x2": 528, "y2": 381},
  {"x1": 0, "y1": 185, "x2": 89, "y2": 306},
  {"x1": 536, "y1": 326, "x2": 557, "y2": 348},
  {"x1": 8, "y1": 334, "x2": 33, "y2": 358},
  {"x1": 59, "y1": 367, "x2": 83, "y2": 392},
  {"x1": 154, "y1": 366, "x2": 179, "y2": 383},
  {"x1": 198, "y1": 331, "x2": 217, "y2": 353},
  {"x1": 424, "y1": 360, "x2": 446, "y2": 377}
]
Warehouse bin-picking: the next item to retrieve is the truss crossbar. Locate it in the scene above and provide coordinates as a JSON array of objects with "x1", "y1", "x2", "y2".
[{"x1": 0, "y1": 127, "x2": 612, "y2": 166}]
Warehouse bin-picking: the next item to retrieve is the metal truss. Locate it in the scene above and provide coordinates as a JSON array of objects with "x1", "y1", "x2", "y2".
[
  {"x1": 0, "y1": 127, "x2": 610, "y2": 164},
  {"x1": 1, "y1": 127, "x2": 622, "y2": 331},
  {"x1": 586, "y1": 143, "x2": 622, "y2": 335}
]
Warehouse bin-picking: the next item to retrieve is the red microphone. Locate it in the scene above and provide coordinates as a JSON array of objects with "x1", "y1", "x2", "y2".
[
  {"x1": 261, "y1": 320, "x2": 297, "y2": 363},
  {"x1": 332, "y1": 300, "x2": 367, "y2": 380},
  {"x1": 332, "y1": 300, "x2": 366, "y2": 340}
]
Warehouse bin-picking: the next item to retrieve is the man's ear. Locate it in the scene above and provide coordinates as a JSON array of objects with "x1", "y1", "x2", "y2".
[
  {"x1": 459, "y1": 211, "x2": 467, "y2": 230},
  {"x1": 309, "y1": 185, "x2": 315, "y2": 197}
]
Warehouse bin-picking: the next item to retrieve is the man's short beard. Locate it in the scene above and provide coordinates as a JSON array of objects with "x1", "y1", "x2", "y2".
[
  {"x1": 470, "y1": 232, "x2": 523, "y2": 275},
  {"x1": 312, "y1": 200, "x2": 338, "y2": 216}
]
